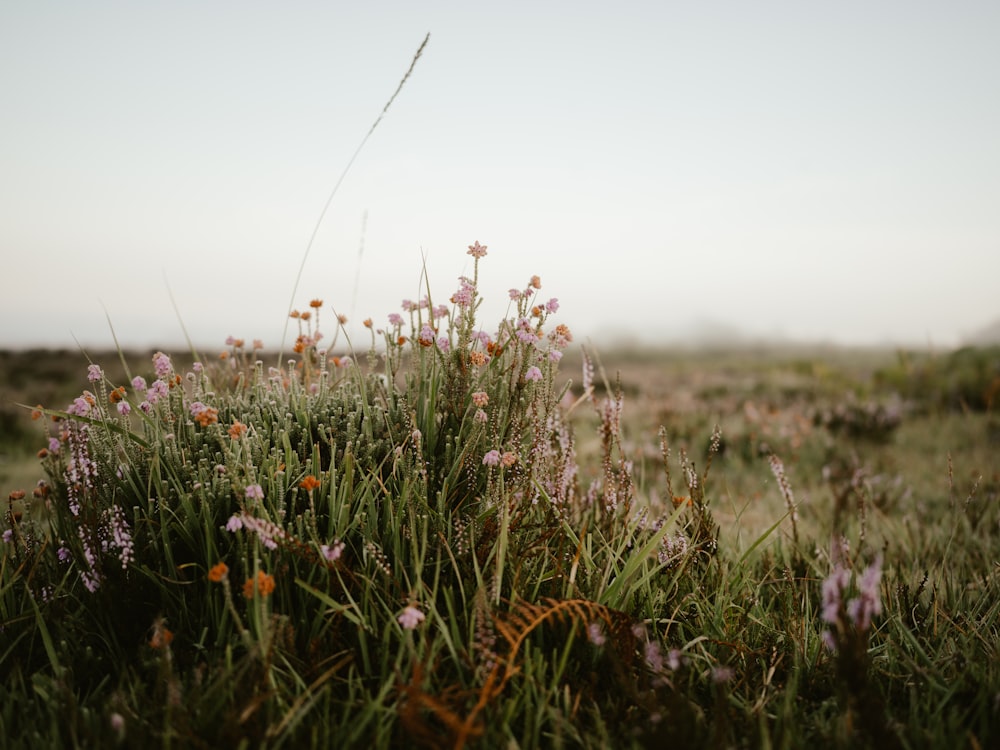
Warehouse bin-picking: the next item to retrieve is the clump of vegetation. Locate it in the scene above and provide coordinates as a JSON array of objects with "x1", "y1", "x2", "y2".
[
  {"x1": 875, "y1": 345, "x2": 1000, "y2": 412},
  {"x1": 2, "y1": 247, "x2": 998, "y2": 748}
]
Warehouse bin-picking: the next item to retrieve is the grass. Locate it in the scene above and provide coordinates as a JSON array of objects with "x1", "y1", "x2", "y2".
[{"x1": 1, "y1": 248, "x2": 999, "y2": 748}]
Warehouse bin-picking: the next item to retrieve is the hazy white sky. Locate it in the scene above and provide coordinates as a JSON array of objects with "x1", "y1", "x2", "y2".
[{"x1": 2, "y1": 0, "x2": 998, "y2": 351}]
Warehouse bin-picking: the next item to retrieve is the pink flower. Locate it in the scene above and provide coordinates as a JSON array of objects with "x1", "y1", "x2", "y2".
[
  {"x1": 117, "y1": 401, "x2": 131, "y2": 416},
  {"x1": 131, "y1": 375, "x2": 147, "y2": 392},
  {"x1": 226, "y1": 515, "x2": 244, "y2": 532},
  {"x1": 152, "y1": 351, "x2": 172, "y2": 379},
  {"x1": 398, "y1": 604, "x2": 426, "y2": 629},
  {"x1": 474, "y1": 409, "x2": 488, "y2": 423},
  {"x1": 483, "y1": 450, "x2": 501, "y2": 467},
  {"x1": 245, "y1": 484, "x2": 264, "y2": 501},
  {"x1": 587, "y1": 623, "x2": 606, "y2": 646},
  {"x1": 509, "y1": 289, "x2": 523, "y2": 301},
  {"x1": 545, "y1": 298, "x2": 559, "y2": 313},
  {"x1": 525, "y1": 366, "x2": 543, "y2": 382},
  {"x1": 87, "y1": 364, "x2": 103, "y2": 382},
  {"x1": 471, "y1": 391, "x2": 489, "y2": 407},
  {"x1": 467, "y1": 241, "x2": 488, "y2": 259},
  {"x1": 321, "y1": 540, "x2": 345, "y2": 562},
  {"x1": 388, "y1": 313, "x2": 404, "y2": 327}
]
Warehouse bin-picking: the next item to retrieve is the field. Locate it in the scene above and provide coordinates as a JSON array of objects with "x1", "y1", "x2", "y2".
[{"x1": 1, "y1": 256, "x2": 999, "y2": 748}]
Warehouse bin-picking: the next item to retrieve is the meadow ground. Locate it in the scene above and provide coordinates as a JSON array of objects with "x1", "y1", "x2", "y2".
[{"x1": 1, "y1": 277, "x2": 998, "y2": 748}]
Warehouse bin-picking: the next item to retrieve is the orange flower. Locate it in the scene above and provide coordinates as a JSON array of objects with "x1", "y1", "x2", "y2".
[
  {"x1": 149, "y1": 623, "x2": 174, "y2": 649},
  {"x1": 207, "y1": 562, "x2": 229, "y2": 582},
  {"x1": 228, "y1": 421, "x2": 247, "y2": 440},
  {"x1": 109, "y1": 386, "x2": 126, "y2": 403},
  {"x1": 289, "y1": 310, "x2": 301, "y2": 319},
  {"x1": 530, "y1": 275, "x2": 541, "y2": 289},
  {"x1": 469, "y1": 351, "x2": 487, "y2": 367},
  {"x1": 195, "y1": 407, "x2": 219, "y2": 427},
  {"x1": 672, "y1": 496, "x2": 693, "y2": 508},
  {"x1": 299, "y1": 475, "x2": 321, "y2": 492},
  {"x1": 309, "y1": 298, "x2": 324, "y2": 308},
  {"x1": 397, "y1": 336, "x2": 407, "y2": 346},
  {"x1": 363, "y1": 318, "x2": 373, "y2": 328},
  {"x1": 337, "y1": 314, "x2": 348, "y2": 325},
  {"x1": 243, "y1": 570, "x2": 276, "y2": 599},
  {"x1": 31, "y1": 405, "x2": 43, "y2": 421}
]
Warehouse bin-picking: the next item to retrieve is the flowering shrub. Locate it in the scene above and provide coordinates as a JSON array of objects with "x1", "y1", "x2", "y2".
[{"x1": 2, "y1": 245, "x2": 997, "y2": 749}]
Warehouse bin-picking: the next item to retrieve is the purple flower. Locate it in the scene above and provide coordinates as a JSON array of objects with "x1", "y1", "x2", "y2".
[
  {"x1": 117, "y1": 401, "x2": 131, "y2": 416},
  {"x1": 418, "y1": 324, "x2": 435, "y2": 346},
  {"x1": 87, "y1": 364, "x2": 103, "y2": 382},
  {"x1": 483, "y1": 450, "x2": 501, "y2": 467},
  {"x1": 2, "y1": 529, "x2": 12, "y2": 543},
  {"x1": 226, "y1": 515, "x2": 244, "y2": 532},
  {"x1": 587, "y1": 623, "x2": 606, "y2": 646},
  {"x1": 131, "y1": 375, "x2": 147, "y2": 392},
  {"x1": 321, "y1": 541, "x2": 345, "y2": 562},
  {"x1": 545, "y1": 298, "x2": 559, "y2": 313},
  {"x1": 146, "y1": 379, "x2": 168, "y2": 405},
  {"x1": 245, "y1": 484, "x2": 264, "y2": 501},
  {"x1": 388, "y1": 312, "x2": 404, "y2": 326},
  {"x1": 398, "y1": 604, "x2": 426, "y2": 629},
  {"x1": 524, "y1": 366, "x2": 543, "y2": 382},
  {"x1": 152, "y1": 351, "x2": 172, "y2": 379},
  {"x1": 48, "y1": 437, "x2": 61, "y2": 453}
]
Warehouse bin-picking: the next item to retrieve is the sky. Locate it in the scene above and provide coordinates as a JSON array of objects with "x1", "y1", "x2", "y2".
[{"x1": 2, "y1": 0, "x2": 999, "y2": 353}]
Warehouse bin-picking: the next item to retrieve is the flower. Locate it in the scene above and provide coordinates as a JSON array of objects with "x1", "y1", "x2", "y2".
[
  {"x1": 467, "y1": 241, "x2": 487, "y2": 258},
  {"x1": 587, "y1": 623, "x2": 606, "y2": 646},
  {"x1": 207, "y1": 562, "x2": 229, "y2": 582},
  {"x1": 149, "y1": 623, "x2": 174, "y2": 649},
  {"x1": 471, "y1": 391, "x2": 489, "y2": 407},
  {"x1": 2, "y1": 529, "x2": 12, "y2": 543},
  {"x1": 529, "y1": 275, "x2": 541, "y2": 289},
  {"x1": 398, "y1": 604, "x2": 426, "y2": 629},
  {"x1": 245, "y1": 484, "x2": 264, "y2": 501},
  {"x1": 228, "y1": 421, "x2": 247, "y2": 440},
  {"x1": 299, "y1": 474, "x2": 321, "y2": 492},
  {"x1": 243, "y1": 570, "x2": 276, "y2": 599},
  {"x1": 222, "y1": 515, "x2": 243, "y2": 536},
  {"x1": 482, "y1": 450, "x2": 501, "y2": 467},
  {"x1": 524, "y1": 366, "x2": 543, "y2": 382},
  {"x1": 474, "y1": 409, "x2": 488, "y2": 423},
  {"x1": 501, "y1": 451, "x2": 517, "y2": 467},
  {"x1": 87, "y1": 364, "x2": 103, "y2": 382},
  {"x1": 321, "y1": 540, "x2": 345, "y2": 562},
  {"x1": 152, "y1": 351, "x2": 172, "y2": 379},
  {"x1": 117, "y1": 401, "x2": 131, "y2": 416}
]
